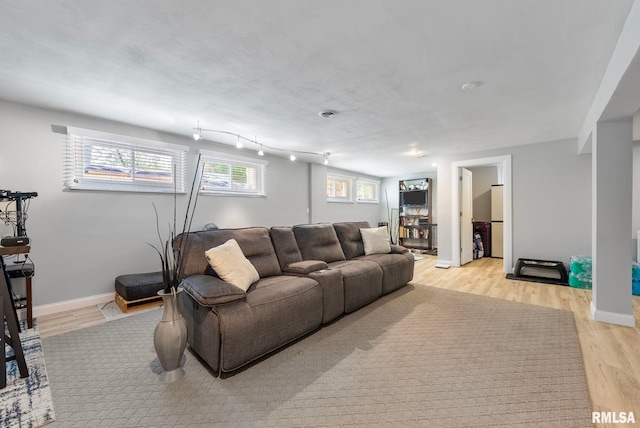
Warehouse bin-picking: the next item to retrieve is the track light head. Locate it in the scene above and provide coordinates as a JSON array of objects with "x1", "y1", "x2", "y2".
[
  {"x1": 193, "y1": 120, "x2": 202, "y2": 141},
  {"x1": 290, "y1": 153, "x2": 296, "y2": 161}
]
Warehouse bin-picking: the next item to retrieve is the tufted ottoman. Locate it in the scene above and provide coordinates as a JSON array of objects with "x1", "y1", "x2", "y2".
[{"x1": 114, "y1": 271, "x2": 165, "y2": 313}]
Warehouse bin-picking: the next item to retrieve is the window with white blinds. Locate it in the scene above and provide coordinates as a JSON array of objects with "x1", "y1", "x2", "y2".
[
  {"x1": 63, "y1": 127, "x2": 188, "y2": 193},
  {"x1": 199, "y1": 150, "x2": 267, "y2": 196}
]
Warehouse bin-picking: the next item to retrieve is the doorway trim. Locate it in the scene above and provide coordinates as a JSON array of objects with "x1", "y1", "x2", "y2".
[{"x1": 451, "y1": 155, "x2": 512, "y2": 273}]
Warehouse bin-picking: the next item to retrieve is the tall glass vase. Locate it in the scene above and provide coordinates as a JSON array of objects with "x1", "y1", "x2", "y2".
[{"x1": 154, "y1": 287, "x2": 187, "y2": 383}]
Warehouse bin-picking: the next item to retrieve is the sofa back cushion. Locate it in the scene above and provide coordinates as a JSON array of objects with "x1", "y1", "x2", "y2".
[
  {"x1": 175, "y1": 227, "x2": 282, "y2": 279},
  {"x1": 270, "y1": 226, "x2": 303, "y2": 270},
  {"x1": 293, "y1": 223, "x2": 346, "y2": 263},
  {"x1": 333, "y1": 221, "x2": 370, "y2": 259},
  {"x1": 204, "y1": 239, "x2": 260, "y2": 291}
]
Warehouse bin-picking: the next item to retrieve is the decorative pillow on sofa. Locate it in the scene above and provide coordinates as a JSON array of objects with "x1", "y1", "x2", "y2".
[
  {"x1": 204, "y1": 239, "x2": 260, "y2": 291},
  {"x1": 360, "y1": 226, "x2": 391, "y2": 255}
]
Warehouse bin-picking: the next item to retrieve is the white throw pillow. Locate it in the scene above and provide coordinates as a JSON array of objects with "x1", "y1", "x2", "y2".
[
  {"x1": 361, "y1": 226, "x2": 391, "y2": 255},
  {"x1": 204, "y1": 239, "x2": 260, "y2": 291}
]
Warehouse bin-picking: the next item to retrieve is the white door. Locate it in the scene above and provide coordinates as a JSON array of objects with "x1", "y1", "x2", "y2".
[{"x1": 460, "y1": 168, "x2": 474, "y2": 265}]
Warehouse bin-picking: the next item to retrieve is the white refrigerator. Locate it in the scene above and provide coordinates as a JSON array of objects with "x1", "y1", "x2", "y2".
[{"x1": 491, "y1": 185, "x2": 504, "y2": 258}]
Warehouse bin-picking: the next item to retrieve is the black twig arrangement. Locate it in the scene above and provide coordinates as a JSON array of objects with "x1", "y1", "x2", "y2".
[{"x1": 148, "y1": 154, "x2": 203, "y2": 293}]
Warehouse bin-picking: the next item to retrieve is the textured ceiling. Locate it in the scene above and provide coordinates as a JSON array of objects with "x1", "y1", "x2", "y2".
[{"x1": 0, "y1": 0, "x2": 635, "y2": 176}]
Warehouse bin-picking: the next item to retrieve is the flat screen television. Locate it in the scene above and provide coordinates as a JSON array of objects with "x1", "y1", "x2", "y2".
[{"x1": 401, "y1": 190, "x2": 426, "y2": 206}]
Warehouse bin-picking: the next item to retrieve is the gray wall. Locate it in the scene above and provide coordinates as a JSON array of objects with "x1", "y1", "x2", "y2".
[
  {"x1": 436, "y1": 138, "x2": 592, "y2": 268},
  {"x1": 0, "y1": 99, "x2": 380, "y2": 306},
  {"x1": 469, "y1": 167, "x2": 497, "y2": 222}
]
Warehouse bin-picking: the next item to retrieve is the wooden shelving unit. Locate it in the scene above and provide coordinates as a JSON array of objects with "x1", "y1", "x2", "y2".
[{"x1": 399, "y1": 178, "x2": 436, "y2": 254}]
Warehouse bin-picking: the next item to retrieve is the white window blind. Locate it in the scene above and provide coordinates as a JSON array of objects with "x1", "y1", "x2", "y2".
[
  {"x1": 199, "y1": 150, "x2": 267, "y2": 196},
  {"x1": 63, "y1": 127, "x2": 188, "y2": 193},
  {"x1": 356, "y1": 178, "x2": 380, "y2": 203},
  {"x1": 327, "y1": 174, "x2": 353, "y2": 202}
]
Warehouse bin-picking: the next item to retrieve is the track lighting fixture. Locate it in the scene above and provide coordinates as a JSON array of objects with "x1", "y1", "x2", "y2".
[
  {"x1": 191, "y1": 122, "x2": 331, "y2": 165},
  {"x1": 193, "y1": 121, "x2": 202, "y2": 141}
]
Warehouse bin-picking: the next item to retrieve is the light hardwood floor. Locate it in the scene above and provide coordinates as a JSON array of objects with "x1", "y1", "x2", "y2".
[{"x1": 37, "y1": 256, "x2": 639, "y2": 427}]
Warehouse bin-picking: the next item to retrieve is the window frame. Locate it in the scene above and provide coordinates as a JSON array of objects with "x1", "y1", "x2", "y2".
[
  {"x1": 327, "y1": 174, "x2": 354, "y2": 203},
  {"x1": 198, "y1": 149, "x2": 268, "y2": 197},
  {"x1": 356, "y1": 178, "x2": 380, "y2": 204},
  {"x1": 63, "y1": 127, "x2": 188, "y2": 193}
]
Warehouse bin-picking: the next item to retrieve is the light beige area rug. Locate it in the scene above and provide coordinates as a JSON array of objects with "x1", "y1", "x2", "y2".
[{"x1": 41, "y1": 284, "x2": 592, "y2": 427}]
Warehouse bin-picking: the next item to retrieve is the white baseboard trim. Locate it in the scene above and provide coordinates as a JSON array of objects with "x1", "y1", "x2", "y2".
[
  {"x1": 33, "y1": 292, "x2": 114, "y2": 318},
  {"x1": 435, "y1": 260, "x2": 452, "y2": 269},
  {"x1": 590, "y1": 301, "x2": 636, "y2": 327}
]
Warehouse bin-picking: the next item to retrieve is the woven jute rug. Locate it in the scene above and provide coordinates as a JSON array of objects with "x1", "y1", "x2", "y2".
[
  {"x1": 41, "y1": 284, "x2": 592, "y2": 427},
  {"x1": 1, "y1": 319, "x2": 56, "y2": 428}
]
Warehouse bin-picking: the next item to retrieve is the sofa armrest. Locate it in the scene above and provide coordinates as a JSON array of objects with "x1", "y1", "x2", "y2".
[
  {"x1": 390, "y1": 244, "x2": 409, "y2": 254},
  {"x1": 181, "y1": 275, "x2": 246, "y2": 307},
  {"x1": 283, "y1": 260, "x2": 329, "y2": 275}
]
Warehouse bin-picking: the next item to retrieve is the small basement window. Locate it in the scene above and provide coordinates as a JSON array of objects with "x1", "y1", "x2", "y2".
[
  {"x1": 63, "y1": 127, "x2": 187, "y2": 193},
  {"x1": 199, "y1": 150, "x2": 267, "y2": 196},
  {"x1": 327, "y1": 174, "x2": 353, "y2": 202},
  {"x1": 357, "y1": 178, "x2": 380, "y2": 203}
]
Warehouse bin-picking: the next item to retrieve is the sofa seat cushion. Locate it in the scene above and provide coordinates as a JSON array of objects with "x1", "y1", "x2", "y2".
[
  {"x1": 327, "y1": 259, "x2": 382, "y2": 313},
  {"x1": 216, "y1": 275, "x2": 323, "y2": 372},
  {"x1": 356, "y1": 252, "x2": 415, "y2": 295}
]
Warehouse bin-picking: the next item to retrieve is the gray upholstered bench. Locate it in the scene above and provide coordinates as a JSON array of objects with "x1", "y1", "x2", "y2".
[{"x1": 114, "y1": 271, "x2": 165, "y2": 313}]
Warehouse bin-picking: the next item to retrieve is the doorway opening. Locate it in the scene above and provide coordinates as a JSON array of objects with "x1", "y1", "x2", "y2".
[{"x1": 451, "y1": 155, "x2": 512, "y2": 273}]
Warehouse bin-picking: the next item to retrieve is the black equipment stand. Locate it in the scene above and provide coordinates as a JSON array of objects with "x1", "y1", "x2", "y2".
[
  {"x1": 0, "y1": 248, "x2": 29, "y2": 389},
  {"x1": 0, "y1": 190, "x2": 36, "y2": 388}
]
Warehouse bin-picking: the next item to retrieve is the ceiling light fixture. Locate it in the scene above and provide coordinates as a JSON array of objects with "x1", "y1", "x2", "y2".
[
  {"x1": 257, "y1": 138, "x2": 264, "y2": 156},
  {"x1": 461, "y1": 81, "x2": 482, "y2": 91},
  {"x1": 192, "y1": 122, "x2": 330, "y2": 165},
  {"x1": 193, "y1": 121, "x2": 202, "y2": 141}
]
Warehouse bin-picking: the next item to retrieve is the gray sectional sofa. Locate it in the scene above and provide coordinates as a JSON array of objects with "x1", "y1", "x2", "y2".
[{"x1": 175, "y1": 221, "x2": 415, "y2": 374}]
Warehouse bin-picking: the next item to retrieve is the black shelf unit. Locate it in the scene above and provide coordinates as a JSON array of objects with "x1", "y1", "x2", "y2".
[{"x1": 399, "y1": 178, "x2": 436, "y2": 254}]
